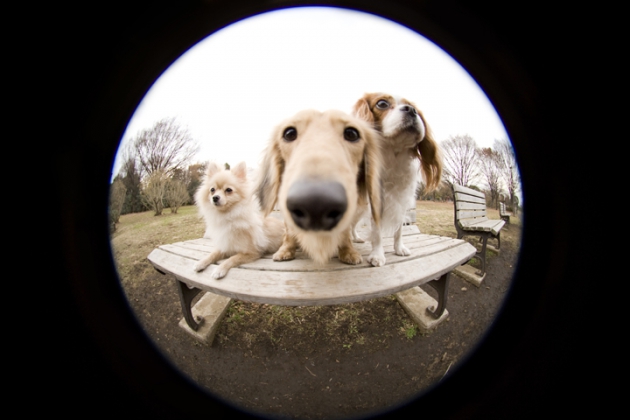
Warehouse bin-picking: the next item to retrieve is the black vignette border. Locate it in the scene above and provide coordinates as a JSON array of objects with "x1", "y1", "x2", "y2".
[{"x1": 39, "y1": 0, "x2": 597, "y2": 419}]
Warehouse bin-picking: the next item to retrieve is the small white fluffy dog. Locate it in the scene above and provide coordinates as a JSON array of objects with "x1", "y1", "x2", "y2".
[
  {"x1": 351, "y1": 93, "x2": 442, "y2": 267},
  {"x1": 193, "y1": 161, "x2": 284, "y2": 279}
]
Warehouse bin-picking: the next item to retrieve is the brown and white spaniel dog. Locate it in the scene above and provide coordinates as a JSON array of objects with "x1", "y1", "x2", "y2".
[{"x1": 351, "y1": 92, "x2": 442, "y2": 267}]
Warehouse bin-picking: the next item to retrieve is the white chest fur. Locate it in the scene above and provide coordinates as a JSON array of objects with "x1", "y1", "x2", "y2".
[{"x1": 380, "y1": 148, "x2": 419, "y2": 235}]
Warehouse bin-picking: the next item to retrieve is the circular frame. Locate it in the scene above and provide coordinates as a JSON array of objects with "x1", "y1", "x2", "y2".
[{"x1": 46, "y1": 1, "x2": 587, "y2": 418}]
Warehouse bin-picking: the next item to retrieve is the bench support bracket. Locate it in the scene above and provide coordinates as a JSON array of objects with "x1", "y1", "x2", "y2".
[
  {"x1": 476, "y1": 232, "x2": 500, "y2": 275},
  {"x1": 395, "y1": 276, "x2": 450, "y2": 332},
  {"x1": 175, "y1": 279, "x2": 205, "y2": 331},
  {"x1": 456, "y1": 232, "x2": 500, "y2": 279},
  {"x1": 425, "y1": 273, "x2": 449, "y2": 319}
]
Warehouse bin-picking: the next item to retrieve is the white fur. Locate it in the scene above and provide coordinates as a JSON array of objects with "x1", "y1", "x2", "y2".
[
  {"x1": 381, "y1": 106, "x2": 426, "y2": 146},
  {"x1": 352, "y1": 93, "x2": 440, "y2": 267},
  {"x1": 193, "y1": 161, "x2": 284, "y2": 278},
  {"x1": 362, "y1": 149, "x2": 419, "y2": 266},
  {"x1": 379, "y1": 149, "x2": 420, "y2": 236},
  {"x1": 199, "y1": 195, "x2": 272, "y2": 255}
]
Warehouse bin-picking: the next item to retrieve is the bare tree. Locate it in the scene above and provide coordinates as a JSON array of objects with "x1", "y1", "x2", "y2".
[
  {"x1": 165, "y1": 179, "x2": 190, "y2": 214},
  {"x1": 494, "y1": 139, "x2": 521, "y2": 211},
  {"x1": 171, "y1": 162, "x2": 207, "y2": 204},
  {"x1": 477, "y1": 147, "x2": 503, "y2": 209},
  {"x1": 141, "y1": 170, "x2": 169, "y2": 216},
  {"x1": 132, "y1": 117, "x2": 200, "y2": 177},
  {"x1": 440, "y1": 134, "x2": 479, "y2": 187}
]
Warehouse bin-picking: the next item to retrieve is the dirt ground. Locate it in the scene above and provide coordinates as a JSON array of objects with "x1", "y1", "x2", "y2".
[{"x1": 120, "y1": 214, "x2": 520, "y2": 420}]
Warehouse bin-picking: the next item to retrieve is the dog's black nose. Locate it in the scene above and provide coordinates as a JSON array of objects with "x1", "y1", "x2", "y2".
[
  {"x1": 401, "y1": 105, "x2": 417, "y2": 115},
  {"x1": 212, "y1": 195, "x2": 220, "y2": 203},
  {"x1": 286, "y1": 180, "x2": 347, "y2": 231}
]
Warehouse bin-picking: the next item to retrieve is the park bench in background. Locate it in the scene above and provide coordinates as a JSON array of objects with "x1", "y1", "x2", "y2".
[
  {"x1": 452, "y1": 184, "x2": 505, "y2": 285},
  {"x1": 148, "y1": 222, "x2": 475, "y2": 344},
  {"x1": 499, "y1": 202, "x2": 512, "y2": 224}
]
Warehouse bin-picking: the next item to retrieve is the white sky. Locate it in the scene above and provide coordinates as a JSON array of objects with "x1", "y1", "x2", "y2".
[{"x1": 112, "y1": 7, "x2": 509, "y2": 177}]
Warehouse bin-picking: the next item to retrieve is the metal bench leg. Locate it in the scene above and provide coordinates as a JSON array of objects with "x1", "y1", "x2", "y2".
[
  {"x1": 152, "y1": 267, "x2": 205, "y2": 332},
  {"x1": 175, "y1": 279, "x2": 205, "y2": 331},
  {"x1": 457, "y1": 232, "x2": 491, "y2": 277},
  {"x1": 425, "y1": 273, "x2": 450, "y2": 319}
]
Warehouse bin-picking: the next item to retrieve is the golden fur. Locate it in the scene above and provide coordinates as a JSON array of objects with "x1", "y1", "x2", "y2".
[
  {"x1": 255, "y1": 109, "x2": 382, "y2": 265},
  {"x1": 351, "y1": 92, "x2": 443, "y2": 266},
  {"x1": 193, "y1": 161, "x2": 284, "y2": 279}
]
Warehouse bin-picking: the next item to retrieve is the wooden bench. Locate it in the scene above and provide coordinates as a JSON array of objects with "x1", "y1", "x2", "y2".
[
  {"x1": 452, "y1": 184, "x2": 505, "y2": 284},
  {"x1": 148, "y1": 223, "x2": 476, "y2": 344},
  {"x1": 499, "y1": 202, "x2": 512, "y2": 224}
]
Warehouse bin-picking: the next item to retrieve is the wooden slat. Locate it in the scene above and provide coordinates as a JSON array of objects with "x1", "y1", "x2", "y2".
[
  {"x1": 158, "y1": 228, "x2": 454, "y2": 266},
  {"x1": 459, "y1": 219, "x2": 505, "y2": 235},
  {"x1": 456, "y1": 210, "x2": 488, "y2": 221},
  {"x1": 159, "y1": 234, "x2": 458, "y2": 272},
  {"x1": 454, "y1": 192, "x2": 486, "y2": 205},
  {"x1": 147, "y1": 225, "x2": 476, "y2": 306},
  {"x1": 174, "y1": 225, "x2": 426, "y2": 264},
  {"x1": 453, "y1": 184, "x2": 485, "y2": 199},
  {"x1": 469, "y1": 219, "x2": 504, "y2": 229},
  {"x1": 455, "y1": 201, "x2": 487, "y2": 211}
]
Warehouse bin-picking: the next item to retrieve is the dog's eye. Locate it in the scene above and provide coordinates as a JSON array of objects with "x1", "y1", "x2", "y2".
[
  {"x1": 210, "y1": 188, "x2": 215, "y2": 193},
  {"x1": 376, "y1": 100, "x2": 389, "y2": 110},
  {"x1": 225, "y1": 188, "x2": 232, "y2": 193},
  {"x1": 283, "y1": 127, "x2": 297, "y2": 141},
  {"x1": 344, "y1": 127, "x2": 360, "y2": 142}
]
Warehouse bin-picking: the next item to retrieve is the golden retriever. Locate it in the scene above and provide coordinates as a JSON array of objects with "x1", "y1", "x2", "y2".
[
  {"x1": 255, "y1": 109, "x2": 382, "y2": 265},
  {"x1": 351, "y1": 93, "x2": 442, "y2": 266}
]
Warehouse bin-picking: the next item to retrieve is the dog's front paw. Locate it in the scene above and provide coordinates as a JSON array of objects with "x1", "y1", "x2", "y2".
[
  {"x1": 394, "y1": 244, "x2": 411, "y2": 256},
  {"x1": 273, "y1": 248, "x2": 295, "y2": 261},
  {"x1": 194, "y1": 261, "x2": 209, "y2": 272},
  {"x1": 212, "y1": 266, "x2": 228, "y2": 279},
  {"x1": 339, "y1": 248, "x2": 363, "y2": 265},
  {"x1": 367, "y1": 252, "x2": 386, "y2": 267}
]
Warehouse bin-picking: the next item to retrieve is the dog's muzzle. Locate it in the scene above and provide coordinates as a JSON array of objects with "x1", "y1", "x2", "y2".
[
  {"x1": 401, "y1": 104, "x2": 417, "y2": 116},
  {"x1": 286, "y1": 180, "x2": 347, "y2": 231},
  {"x1": 401, "y1": 105, "x2": 419, "y2": 126}
]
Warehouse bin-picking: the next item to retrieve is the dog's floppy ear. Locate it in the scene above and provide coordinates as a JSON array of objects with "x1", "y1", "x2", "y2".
[
  {"x1": 232, "y1": 161, "x2": 247, "y2": 180},
  {"x1": 358, "y1": 127, "x2": 383, "y2": 226},
  {"x1": 255, "y1": 140, "x2": 284, "y2": 216},
  {"x1": 352, "y1": 97, "x2": 374, "y2": 124},
  {"x1": 414, "y1": 110, "x2": 442, "y2": 193}
]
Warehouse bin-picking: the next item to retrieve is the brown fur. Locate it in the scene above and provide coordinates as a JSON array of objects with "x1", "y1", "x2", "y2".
[
  {"x1": 255, "y1": 109, "x2": 382, "y2": 265},
  {"x1": 350, "y1": 93, "x2": 443, "y2": 267},
  {"x1": 352, "y1": 93, "x2": 442, "y2": 192}
]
